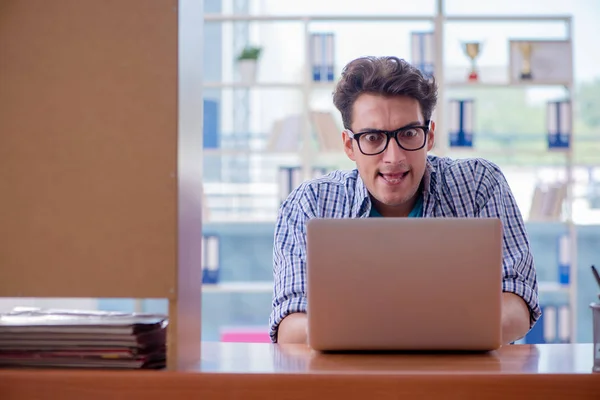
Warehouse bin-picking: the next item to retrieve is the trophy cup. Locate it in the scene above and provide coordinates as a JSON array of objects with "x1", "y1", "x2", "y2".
[
  {"x1": 462, "y1": 42, "x2": 481, "y2": 82},
  {"x1": 518, "y1": 42, "x2": 534, "y2": 80}
]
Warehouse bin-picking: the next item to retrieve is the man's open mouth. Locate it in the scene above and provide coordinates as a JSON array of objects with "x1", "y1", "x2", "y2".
[{"x1": 379, "y1": 171, "x2": 409, "y2": 185}]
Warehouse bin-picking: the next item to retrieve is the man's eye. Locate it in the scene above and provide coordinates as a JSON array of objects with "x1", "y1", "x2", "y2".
[
  {"x1": 364, "y1": 133, "x2": 384, "y2": 142},
  {"x1": 400, "y1": 129, "x2": 418, "y2": 137}
]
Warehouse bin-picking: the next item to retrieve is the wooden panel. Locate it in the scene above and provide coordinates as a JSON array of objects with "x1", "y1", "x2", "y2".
[
  {"x1": 0, "y1": 344, "x2": 599, "y2": 400},
  {"x1": 0, "y1": 0, "x2": 179, "y2": 298},
  {"x1": 1, "y1": 372, "x2": 599, "y2": 400}
]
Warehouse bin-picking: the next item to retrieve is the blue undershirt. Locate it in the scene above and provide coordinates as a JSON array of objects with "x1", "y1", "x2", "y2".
[{"x1": 369, "y1": 194, "x2": 424, "y2": 218}]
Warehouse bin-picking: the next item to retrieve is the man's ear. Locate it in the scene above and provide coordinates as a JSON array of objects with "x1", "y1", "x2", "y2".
[
  {"x1": 426, "y1": 121, "x2": 435, "y2": 151},
  {"x1": 342, "y1": 130, "x2": 356, "y2": 161}
]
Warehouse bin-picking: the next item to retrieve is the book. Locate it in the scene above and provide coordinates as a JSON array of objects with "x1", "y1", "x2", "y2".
[{"x1": 0, "y1": 307, "x2": 167, "y2": 369}]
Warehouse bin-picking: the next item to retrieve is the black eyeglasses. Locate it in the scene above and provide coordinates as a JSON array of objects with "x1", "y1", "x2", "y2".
[{"x1": 344, "y1": 120, "x2": 431, "y2": 156}]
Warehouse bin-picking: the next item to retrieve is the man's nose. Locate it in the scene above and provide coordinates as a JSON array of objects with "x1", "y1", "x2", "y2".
[{"x1": 382, "y1": 137, "x2": 407, "y2": 164}]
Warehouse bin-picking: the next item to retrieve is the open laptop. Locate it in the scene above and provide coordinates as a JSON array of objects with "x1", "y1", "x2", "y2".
[{"x1": 306, "y1": 217, "x2": 503, "y2": 352}]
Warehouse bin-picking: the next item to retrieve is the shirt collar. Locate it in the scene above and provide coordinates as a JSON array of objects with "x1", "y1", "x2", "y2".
[
  {"x1": 422, "y1": 157, "x2": 438, "y2": 216},
  {"x1": 353, "y1": 171, "x2": 370, "y2": 216},
  {"x1": 422, "y1": 156, "x2": 437, "y2": 199}
]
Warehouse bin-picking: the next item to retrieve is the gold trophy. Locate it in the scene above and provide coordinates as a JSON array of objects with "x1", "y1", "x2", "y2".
[
  {"x1": 462, "y1": 42, "x2": 481, "y2": 82},
  {"x1": 518, "y1": 42, "x2": 533, "y2": 80}
]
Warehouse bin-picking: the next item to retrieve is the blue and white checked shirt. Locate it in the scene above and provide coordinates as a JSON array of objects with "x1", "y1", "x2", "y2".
[{"x1": 269, "y1": 155, "x2": 541, "y2": 342}]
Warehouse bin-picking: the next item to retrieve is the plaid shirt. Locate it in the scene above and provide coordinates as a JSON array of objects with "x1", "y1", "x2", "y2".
[{"x1": 269, "y1": 155, "x2": 541, "y2": 342}]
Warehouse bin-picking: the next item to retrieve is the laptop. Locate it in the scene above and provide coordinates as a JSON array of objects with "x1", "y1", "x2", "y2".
[{"x1": 305, "y1": 217, "x2": 503, "y2": 352}]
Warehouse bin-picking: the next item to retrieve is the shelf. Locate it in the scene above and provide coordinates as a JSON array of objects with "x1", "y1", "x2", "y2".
[
  {"x1": 445, "y1": 81, "x2": 571, "y2": 89},
  {"x1": 204, "y1": 148, "x2": 300, "y2": 156},
  {"x1": 311, "y1": 82, "x2": 337, "y2": 89},
  {"x1": 204, "y1": 14, "x2": 434, "y2": 22},
  {"x1": 202, "y1": 281, "x2": 273, "y2": 294},
  {"x1": 201, "y1": 281, "x2": 568, "y2": 295},
  {"x1": 203, "y1": 14, "x2": 570, "y2": 23},
  {"x1": 204, "y1": 148, "x2": 570, "y2": 164},
  {"x1": 203, "y1": 81, "x2": 571, "y2": 90},
  {"x1": 203, "y1": 182, "x2": 277, "y2": 195},
  {"x1": 525, "y1": 219, "x2": 569, "y2": 224},
  {"x1": 538, "y1": 281, "x2": 571, "y2": 294},
  {"x1": 444, "y1": 15, "x2": 571, "y2": 23},
  {"x1": 444, "y1": 148, "x2": 572, "y2": 160},
  {"x1": 203, "y1": 81, "x2": 336, "y2": 90},
  {"x1": 203, "y1": 216, "x2": 277, "y2": 224},
  {"x1": 203, "y1": 149, "x2": 350, "y2": 158},
  {"x1": 204, "y1": 82, "x2": 302, "y2": 89}
]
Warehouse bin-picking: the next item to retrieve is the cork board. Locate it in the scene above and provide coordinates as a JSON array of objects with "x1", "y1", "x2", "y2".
[{"x1": 0, "y1": 0, "x2": 180, "y2": 298}]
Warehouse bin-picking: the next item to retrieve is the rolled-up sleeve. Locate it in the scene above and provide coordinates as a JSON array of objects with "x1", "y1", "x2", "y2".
[
  {"x1": 477, "y1": 162, "x2": 541, "y2": 329},
  {"x1": 269, "y1": 187, "x2": 311, "y2": 343}
]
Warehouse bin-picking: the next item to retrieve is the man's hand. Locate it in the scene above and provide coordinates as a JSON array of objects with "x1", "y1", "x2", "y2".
[
  {"x1": 277, "y1": 312, "x2": 308, "y2": 344},
  {"x1": 501, "y1": 292, "x2": 531, "y2": 344}
]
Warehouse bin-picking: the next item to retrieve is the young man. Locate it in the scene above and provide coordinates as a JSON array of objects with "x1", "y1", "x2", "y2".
[{"x1": 269, "y1": 56, "x2": 540, "y2": 345}]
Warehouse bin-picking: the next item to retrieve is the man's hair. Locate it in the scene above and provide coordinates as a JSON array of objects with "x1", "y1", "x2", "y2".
[{"x1": 332, "y1": 56, "x2": 438, "y2": 129}]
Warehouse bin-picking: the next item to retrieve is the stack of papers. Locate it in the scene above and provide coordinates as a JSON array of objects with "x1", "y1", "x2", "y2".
[{"x1": 0, "y1": 307, "x2": 167, "y2": 369}]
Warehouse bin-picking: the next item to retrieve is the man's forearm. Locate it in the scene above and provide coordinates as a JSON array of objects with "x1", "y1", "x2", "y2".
[
  {"x1": 277, "y1": 312, "x2": 308, "y2": 344},
  {"x1": 501, "y1": 292, "x2": 532, "y2": 344},
  {"x1": 275, "y1": 294, "x2": 531, "y2": 345}
]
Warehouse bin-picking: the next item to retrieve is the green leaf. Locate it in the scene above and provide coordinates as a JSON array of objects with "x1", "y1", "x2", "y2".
[{"x1": 237, "y1": 46, "x2": 262, "y2": 61}]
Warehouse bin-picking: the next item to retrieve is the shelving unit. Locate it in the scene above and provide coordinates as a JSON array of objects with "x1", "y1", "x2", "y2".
[
  {"x1": 204, "y1": 82, "x2": 303, "y2": 89},
  {"x1": 201, "y1": 1, "x2": 579, "y2": 342},
  {"x1": 202, "y1": 280, "x2": 569, "y2": 295},
  {"x1": 203, "y1": 281, "x2": 273, "y2": 294}
]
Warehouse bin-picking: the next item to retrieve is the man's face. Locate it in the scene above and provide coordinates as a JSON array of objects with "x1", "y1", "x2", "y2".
[{"x1": 342, "y1": 93, "x2": 435, "y2": 216}]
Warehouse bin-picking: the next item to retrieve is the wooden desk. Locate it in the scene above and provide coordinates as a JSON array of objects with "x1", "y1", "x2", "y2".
[{"x1": 1, "y1": 342, "x2": 598, "y2": 399}]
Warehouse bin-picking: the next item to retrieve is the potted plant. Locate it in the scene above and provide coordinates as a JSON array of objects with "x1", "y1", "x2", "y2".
[{"x1": 237, "y1": 45, "x2": 262, "y2": 83}]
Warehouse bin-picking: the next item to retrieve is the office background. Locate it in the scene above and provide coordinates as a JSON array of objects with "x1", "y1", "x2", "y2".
[{"x1": 2, "y1": 0, "x2": 600, "y2": 345}]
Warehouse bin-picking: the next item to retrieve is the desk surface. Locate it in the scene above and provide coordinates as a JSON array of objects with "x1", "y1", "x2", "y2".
[{"x1": 2, "y1": 342, "x2": 599, "y2": 400}]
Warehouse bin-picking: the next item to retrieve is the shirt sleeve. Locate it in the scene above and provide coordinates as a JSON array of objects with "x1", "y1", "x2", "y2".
[
  {"x1": 268, "y1": 185, "x2": 312, "y2": 343},
  {"x1": 476, "y1": 161, "x2": 542, "y2": 329}
]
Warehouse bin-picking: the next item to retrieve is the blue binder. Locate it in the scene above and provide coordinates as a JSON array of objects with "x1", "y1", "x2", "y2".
[
  {"x1": 202, "y1": 234, "x2": 220, "y2": 284},
  {"x1": 411, "y1": 31, "x2": 435, "y2": 79},
  {"x1": 449, "y1": 99, "x2": 474, "y2": 148},
  {"x1": 547, "y1": 100, "x2": 571, "y2": 149},
  {"x1": 310, "y1": 33, "x2": 335, "y2": 82},
  {"x1": 203, "y1": 99, "x2": 219, "y2": 149},
  {"x1": 524, "y1": 304, "x2": 570, "y2": 344},
  {"x1": 279, "y1": 166, "x2": 302, "y2": 204}
]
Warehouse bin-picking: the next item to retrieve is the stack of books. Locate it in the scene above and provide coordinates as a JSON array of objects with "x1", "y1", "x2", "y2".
[{"x1": 0, "y1": 307, "x2": 167, "y2": 369}]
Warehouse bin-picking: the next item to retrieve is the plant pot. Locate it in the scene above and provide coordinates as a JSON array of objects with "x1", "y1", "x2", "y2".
[{"x1": 238, "y1": 59, "x2": 257, "y2": 84}]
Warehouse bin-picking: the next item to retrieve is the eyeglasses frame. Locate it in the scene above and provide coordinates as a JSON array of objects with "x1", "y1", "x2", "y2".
[{"x1": 344, "y1": 120, "x2": 432, "y2": 156}]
